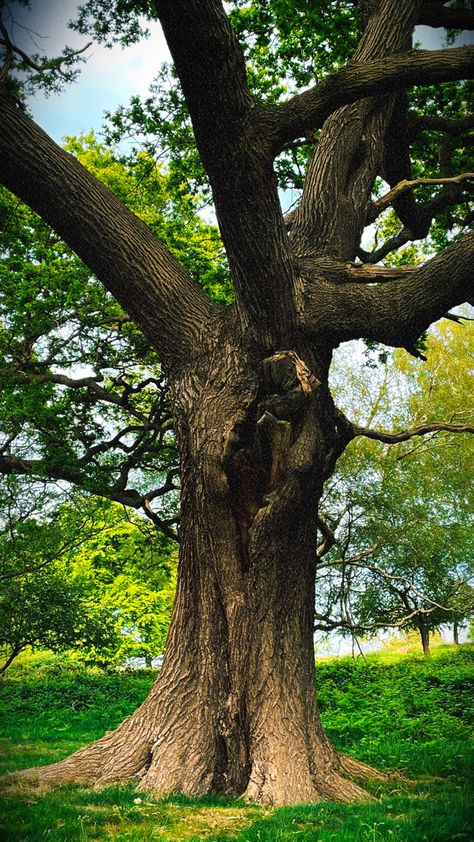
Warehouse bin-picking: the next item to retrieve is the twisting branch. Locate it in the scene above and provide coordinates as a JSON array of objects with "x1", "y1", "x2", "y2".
[
  {"x1": 0, "y1": 20, "x2": 92, "y2": 81},
  {"x1": 316, "y1": 515, "x2": 337, "y2": 559},
  {"x1": 353, "y1": 421, "x2": 474, "y2": 445},
  {"x1": 269, "y1": 46, "x2": 474, "y2": 150},
  {"x1": 0, "y1": 452, "x2": 179, "y2": 540},
  {"x1": 361, "y1": 179, "x2": 473, "y2": 262},
  {"x1": 0, "y1": 367, "x2": 154, "y2": 423},
  {"x1": 369, "y1": 172, "x2": 474, "y2": 220}
]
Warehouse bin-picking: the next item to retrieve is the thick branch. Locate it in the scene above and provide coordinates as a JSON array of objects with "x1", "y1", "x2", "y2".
[
  {"x1": 418, "y1": 2, "x2": 474, "y2": 30},
  {"x1": 288, "y1": 1, "x2": 422, "y2": 261},
  {"x1": 156, "y1": 0, "x2": 296, "y2": 342},
  {"x1": 0, "y1": 86, "x2": 216, "y2": 371},
  {"x1": 269, "y1": 47, "x2": 474, "y2": 150},
  {"x1": 303, "y1": 230, "x2": 474, "y2": 349}
]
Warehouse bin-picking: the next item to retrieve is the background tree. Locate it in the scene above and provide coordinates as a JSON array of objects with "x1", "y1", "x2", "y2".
[
  {"x1": 316, "y1": 321, "x2": 474, "y2": 655},
  {"x1": 64, "y1": 498, "x2": 177, "y2": 668},
  {"x1": 0, "y1": 0, "x2": 473, "y2": 806},
  {"x1": 0, "y1": 488, "x2": 115, "y2": 673},
  {"x1": 0, "y1": 489, "x2": 176, "y2": 671}
]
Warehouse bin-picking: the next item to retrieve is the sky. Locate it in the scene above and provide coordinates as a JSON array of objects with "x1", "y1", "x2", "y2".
[{"x1": 4, "y1": 0, "x2": 171, "y2": 141}]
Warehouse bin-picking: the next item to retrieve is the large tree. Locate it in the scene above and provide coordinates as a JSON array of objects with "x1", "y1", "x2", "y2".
[{"x1": 1, "y1": 0, "x2": 473, "y2": 806}]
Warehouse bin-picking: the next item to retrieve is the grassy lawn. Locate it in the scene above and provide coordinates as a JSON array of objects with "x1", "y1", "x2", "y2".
[{"x1": 0, "y1": 644, "x2": 473, "y2": 841}]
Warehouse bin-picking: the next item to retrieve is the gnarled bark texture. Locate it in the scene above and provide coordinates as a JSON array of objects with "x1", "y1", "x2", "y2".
[
  {"x1": 0, "y1": 0, "x2": 473, "y2": 806},
  {"x1": 5, "y1": 341, "x2": 375, "y2": 804}
]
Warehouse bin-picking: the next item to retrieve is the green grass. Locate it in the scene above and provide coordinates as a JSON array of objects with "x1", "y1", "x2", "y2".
[{"x1": 0, "y1": 645, "x2": 473, "y2": 841}]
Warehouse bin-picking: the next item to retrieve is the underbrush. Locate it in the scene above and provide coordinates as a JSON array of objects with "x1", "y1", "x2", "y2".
[{"x1": 0, "y1": 645, "x2": 472, "y2": 841}]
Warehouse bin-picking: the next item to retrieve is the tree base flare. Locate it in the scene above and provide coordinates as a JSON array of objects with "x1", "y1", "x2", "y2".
[{"x1": 0, "y1": 730, "x2": 387, "y2": 806}]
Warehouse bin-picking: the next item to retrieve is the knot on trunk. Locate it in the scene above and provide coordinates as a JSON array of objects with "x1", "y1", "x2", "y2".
[{"x1": 223, "y1": 351, "x2": 320, "y2": 564}]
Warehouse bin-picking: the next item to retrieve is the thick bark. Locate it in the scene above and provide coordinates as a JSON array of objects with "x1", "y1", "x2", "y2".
[
  {"x1": 1, "y1": 0, "x2": 472, "y2": 809},
  {"x1": 5, "y1": 342, "x2": 376, "y2": 804}
]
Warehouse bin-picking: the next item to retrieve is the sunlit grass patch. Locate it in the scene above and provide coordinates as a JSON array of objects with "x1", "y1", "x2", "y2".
[
  {"x1": 1, "y1": 779, "x2": 473, "y2": 841},
  {"x1": 0, "y1": 785, "x2": 269, "y2": 841}
]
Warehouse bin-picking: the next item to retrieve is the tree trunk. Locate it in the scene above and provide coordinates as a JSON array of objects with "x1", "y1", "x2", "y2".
[
  {"x1": 453, "y1": 621, "x2": 460, "y2": 646},
  {"x1": 417, "y1": 618, "x2": 431, "y2": 657},
  {"x1": 6, "y1": 344, "x2": 379, "y2": 804}
]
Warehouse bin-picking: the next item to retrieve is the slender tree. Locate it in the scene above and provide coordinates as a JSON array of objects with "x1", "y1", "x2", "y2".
[{"x1": 0, "y1": 0, "x2": 473, "y2": 805}]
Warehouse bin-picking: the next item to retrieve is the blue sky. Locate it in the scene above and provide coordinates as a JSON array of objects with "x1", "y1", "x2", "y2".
[{"x1": 5, "y1": 0, "x2": 170, "y2": 141}]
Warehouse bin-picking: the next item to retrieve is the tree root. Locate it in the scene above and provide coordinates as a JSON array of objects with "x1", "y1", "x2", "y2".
[
  {"x1": 339, "y1": 753, "x2": 413, "y2": 785},
  {"x1": 339, "y1": 753, "x2": 388, "y2": 782},
  {"x1": 0, "y1": 715, "x2": 153, "y2": 796},
  {"x1": 1, "y1": 711, "x2": 396, "y2": 807}
]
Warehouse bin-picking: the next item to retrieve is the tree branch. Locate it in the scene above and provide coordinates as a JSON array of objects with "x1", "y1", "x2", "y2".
[
  {"x1": 353, "y1": 421, "x2": 474, "y2": 445},
  {"x1": 418, "y1": 2, "x2": 474, "y2": 30},
  {"x1": 0, "y1": 20, "x2": 92, "y2": 81},
  {"x1": 360, "y1": 168, "x2": 472, "y2": 261},
  {"x1": 299, "y1": 257, "x2": 420, "y2": 284},
  {"x1": 0, "y1": 86, "x2": 216, "y2": 371},
  {"x1": 370, "y1": 172, "x2": 474, "y2": 220},
  {"x1": 408, "y1": 113, "x2": 474, "y2": 136},
  {"x1": 316, "y1": 515, "x2": 337, "y2": 559},
  {"x1": 269, "y1": 46, "x2": 474, "y2": 150},
  {"x1": 0, "y1": 367, "x2": 156, "y2": 423},
  {"x1": 0, "y1": 454, "x2": 178, "y2": 540},
  {"x1": 287, "y1": 1, "x2": 422, "y2": 261},
  {"x1": 156, "y1": 0, "x2": 297, "y2": 342},
  {"x1": 303, "y1": 230, "x2": 474, "y2": 350}
]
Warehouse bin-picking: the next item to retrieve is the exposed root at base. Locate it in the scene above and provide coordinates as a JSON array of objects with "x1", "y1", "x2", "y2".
[
  {"x1": 339, "y1": 753, "x2": 388, "y2": 782},
  {"x1": 339, "y1": 753, "x2": 413, "y2": 785},
  {"x1": 243, "y1": 759, "x2": 376, "y2": 806},
  {"x1": 1, "y1": 737, "x2": 394, "y2": 807},
  {"x1": 0, "y1": 762, "x2": 139, "y2": 797},
  {"x1": 0, "y1": 723, "x2": 152, "y2": 796}
]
